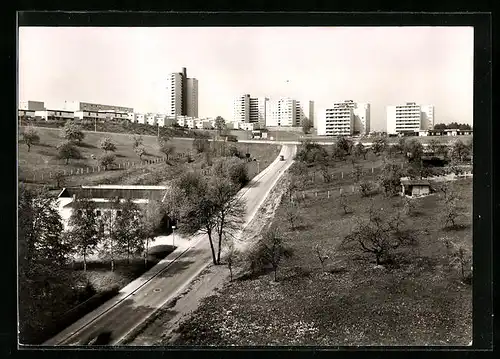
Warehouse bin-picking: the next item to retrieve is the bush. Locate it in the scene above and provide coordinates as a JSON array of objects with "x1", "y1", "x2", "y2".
[
  {"x1": 57, "y1": 141, "x2": 82, "y2": 164},
  {"x1": 359, "y1": 181, "x2": 374, "y2": 197},
  {"x1": 98, "y1": 153, "x2": 116, "y2": 170}
]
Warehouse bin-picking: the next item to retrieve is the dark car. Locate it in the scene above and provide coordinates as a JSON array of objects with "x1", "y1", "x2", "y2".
[{"x1": 280, "y1": 155, "x2": 285, "y2": 161}]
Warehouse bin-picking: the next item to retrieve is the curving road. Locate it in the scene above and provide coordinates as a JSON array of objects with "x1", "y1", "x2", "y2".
[{"x1": 44, "y1": 144, "x2": 297, "y2": 346}]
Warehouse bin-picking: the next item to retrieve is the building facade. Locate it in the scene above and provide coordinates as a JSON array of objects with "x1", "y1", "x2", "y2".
[
  {"x1": 64, "y1": 101, "x2": 133, "y2": 113},
  {"x1": 233, "y1": 94, "x2": 251, "y2": 123},
  {"x1": 317, "y1": 104, "x2": 354, "y2": 136},
  {"x1": 387, "y1": 102, "x2": 434, "y2": 135},
  {"x1": 265, "y1": 97, "x2": 298, "y2": 127},
  {"x1": 19, "y1": 101, "x2": 45, "y2": 111},
  {"x1": 34, "y1": 109, "x2": 75, "y2": 121},
  {"x1": 166, "y1": 67, "x2": 198, "y2": 118}
]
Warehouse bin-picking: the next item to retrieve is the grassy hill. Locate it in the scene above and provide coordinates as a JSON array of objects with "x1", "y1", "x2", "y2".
[{"x1": 18, "y1": 126, "x2": 281, "y2": 187}]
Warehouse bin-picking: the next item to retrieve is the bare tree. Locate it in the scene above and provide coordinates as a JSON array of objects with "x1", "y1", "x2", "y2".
[
  {"x1": 22, "y1": 127, "x2": 40, "y2": 152},
  {"x1": 283, "y1": 200, "x2": 300, "y2": 230},
  {"x1": 339, "y1": 191, "x2": 350, "y2": 215},
  {"x1": 442, "y1": 199, "x2": 461, "y2": 229},
  {"x1": 259, "y1": 226, "x2": 293, "y2": 281},
  {"x1": 441, "y1": 237, "x2": 472, "y2": 283},
  {"x1": 224, "y1": 238, "x2": 240, "y2": 281},
  {"x1": 313, "y1": 244, "x2": 330, "y2": 272}
]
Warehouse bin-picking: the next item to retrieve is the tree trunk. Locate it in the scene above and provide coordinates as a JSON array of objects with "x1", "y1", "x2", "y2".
[
  {"x1": 229, "y1": 265, "x2": 233, "y2": 282},
  {"x1": 207, "y1": 231, "x2": 217, "y2": 265},
  {"x1": 27, "y1": 144, "x2": 31, "y2": 152},
  {"x1": 66, "y1": 158, "x2": 69, "y2": 165},
  {"x1": 274, "y1": 266, "x2": 277, "y2": 282},
  {"x1": 375, "y1": 253, "x2": 381, "y2": 265},
  {"x1": 127, "y1": 242, "x2": 130, "y2": 264},
  {"x1": 83, "y1": 250, "x2": 87, "y2": 272},
  {"x1": 144, "y1": 237, "x2": 149, "y2": 267}
]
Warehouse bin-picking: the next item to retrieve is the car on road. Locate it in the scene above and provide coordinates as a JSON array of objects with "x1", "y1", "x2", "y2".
[
  {"x1": 279, "y1": 155, "x2": 285, "y2": 161},
  {"x1": 82, "y1": 331, "x2": 112, "y2": 345}
]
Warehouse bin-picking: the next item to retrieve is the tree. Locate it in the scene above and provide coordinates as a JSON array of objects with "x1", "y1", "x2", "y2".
[
  {"x1": 296, "y1": 141, "x2": 328, "y2": 164},
  {"x1": 258, "y1": 226, "x2": 293, "y2": 281},
  {"x1": 371, "y1": 137, "x2": 387, "y2": 155},
  {"x1": 214, "y1": 116, "x2": 226, "y2": 136},
  {"x1": 134, "y1": 145, "x2": 146, "y2": 160},
  {"x1": 313, "y1": 244, "x2": 330, "y2": 272},
  {"x1": 319, "y1": 164, "x2": 332, "y2": 183},
  {"x1": 378, "y1": 162, "x2": 403, "y2": 196},
  {"x1": 441, "y1": 238, "x2": 472, "y2": 283},
  {"x1": 342, "y1": 208, "x2": 412, "y2": 265},
  {"x1": 404, "y1": 139, "x2": 424, "y2": 163},
  {"x1": 224, "y1": 238, "x2": 240, "y2": 282},
  {"x1": 336, "y1": 136, "x2": 353, "y2": 154},
  {"x1": 353, "y1": 142, "x2": 367, "y2": 160},
  {"x1": 140, "y1": 200, "x2": 164, "y2": 267},
  {"x1": 113, "y1": 198, "x2": 144, "y2": 261},
  {"x1": 131, "y1": 134, "x2": 143, "y2": 148},
  {"x1": 302, "y1": 118, "x2": 313, "y2": 134},
  {"x1": 427, "y1": 139, "x2": 441, "y2": 155},
  {"x1": 57, "y1": 141, "x2": 81, "y2": 164},
  {"x1": 211, "y1": 157, "x2": 249, "y2": 189},
  {"x1": 433, "y1": 123, "x2": 447, "y2": 130},
  {"x1": 99, "y1": 137, "x2": 116, "y2": 153},
  {"x1": 98, "y1": 153, "x2": 116, "y2": 170},
  {"x1": 67, "y1": 197, "x2": 100, "y2": 272},
  {"x1": 339, "y1": 191, "x2": 350, "y2": 214},
  {"x1": 442, "y1": 199, "x2": 461, "y2": 229},
  {"x1": 283, "y1": 200, "x2": 300, "y2": 230},
  {"x1": 22, "y1": 127, "x2": 40, "y2": 152},
  {"x1": 332, "y1": 145, "x2": 347, "y2": 161},
  {"x1": 395, "y1": 137, "x2": 407, "y2": 154},
  {"x1": 97, "y1": 199, "x2": 120, "y2": 272},
  {"x1": 61, "y1": 120, "x2": 85, "y2": 143},
  {"x1": 450, "y1": 139, "x2": 470, "y2": 162},
  {"x1": 53, "y1": 171, "x2": 66, "y2": 188},
  {"x1": 193, "y1": 138, "x2": 210, "y2": 154},
  {"x1": 159, "y1": 138, "x2": 175, "y2": 160},
  {"x1": 359, "y1": 181, "x2": 374, "y2": 197},
  {"x1": 352, "y1": 165, "x2": 363, "y2": 183}
]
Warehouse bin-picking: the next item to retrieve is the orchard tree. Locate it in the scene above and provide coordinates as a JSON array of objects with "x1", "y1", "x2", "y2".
[
  {"x1": 114, "y1": 199, "x2": 144, "y2": 264},
  {"x1": 224, "y1": 238, "x2": 240, "y2": 282},
  {"x1": 283, "y1": 200, "x2": 300, "y2": 230},
  {"x1": 131, "y1": 134, "x2": 143, "y2": 148},
  {"x1": 428, "y1": 138, "x2": 441, "y2": 155},
  {"x1": 53, "y1": 171, "x2": 66, "y2": 188},
  {"x1": 339, "y1": 191, "x2": 350, "y2": 215},
  {"x1": 98, "y1": 153, "x2": 116, "y2": 170},
  {"x1": 158, "y1": 137, "x2": 175, "y2": 160},
  {"x1": 450, "y1": 139, "x2": 470, "y2": 163},
  {"x1": 57, "y1": 141, "x2": 81, "y2": 164},
  {"x1": 371, "y1": 137, "x2": 387, "y2": 156},
  {"x1": 140, "y1": 200, "x2": 165, "y2": 267},
  {"x1": 302, "y1": 118, "x2": 313, "y2": 134},
  {"x1": 352, "y1": 165, "x2": 364, "y2": 183},
  {"x1": 257, "y1": 226, "x2": 293, "y2": 282},
  {"x1": 214, "y1": 116, "x2": 226, "y2": 136},
  {"x1": 378, "y1": 162, "x2": 404, "y2": 196},
  {"x1": 67, "y1": 197, "x2": 100, "y2": 272},
  {"x1": 61, "y1": 120, "x2": 85, "y2": 144},
  {"x1": 193, "y1": 138, "x2": 210, "y2": 154},
  {"x1": 405, "y1": 139, "x2": 424, "y2": 163},
  {"x1": 99, "y1": 137, "x2": 116, "y2": 153},
  {"x1": 353, "y1": 142, "x2": 367, "y2": 159},
  {"x1": 134, "y1": 145, "x2": 146, "y2": 160},
  {"x1": 332, "y1": 145, "x2": 347, "y2": 162},
  {"x1": 336, "y1": 136, "x2": 353, "y2": 155},
  {"x1": 313, "y1": 244, "x2": 331, "y2": 272},
  {"x1": 22, "y1": 127, "x2": 40, "y2": 152},
  {"x1": 395, "y1": 137, "x2": 407, "y2": 154}
]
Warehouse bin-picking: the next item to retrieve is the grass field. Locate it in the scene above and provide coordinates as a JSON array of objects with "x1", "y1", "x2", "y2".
[
  {"x1": 18, "y1": 127, "x2": 281, "y2": 186},
  {"x1": 172, "y1": 156, "x2": 472, "y2": 346}
]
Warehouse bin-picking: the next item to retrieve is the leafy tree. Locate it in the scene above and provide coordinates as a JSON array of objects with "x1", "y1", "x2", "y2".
[
  {"x1": 67, "y1": 197, "x2": 100, "y2": 272},
  {"x1": 296, "y1": 141, "x2": 328, "y2": 164},
  {"x1": 404, "y1": 139, "x2": 424, "y2": 163},
  {"x1": 193, "y1": 138, "x2": 210, "y2": 154},
  {"x1": 98, "y1": 153, "x2": 116, "y2": 170},
  {"x1": 57, "y1": 141, "x2": 81, "y2": 164},
  {"x1": 371, "y1": 137, "x2": 387, "y2": 155},
  {"x1": 61, "y1": 120, "x2": 85, "y2": 143},
  {"x1": 378, "y1": 162, "x2": 403, "y2": 196},
  {"x1": 313, "y1": 244, "x2": 331, "y2": 272},
  {"x1": 319, "y1": 164, "x2": 332, "y2": 183},
  {"x1": 395, "y1": 137, "x2": 407, "y2": 154},
  {"x1": 339, "y1": 191, "x2": 350, "y2": 214},
  {"x1": 211, "y1": 157, "x2": 249, "y2": 189},
  {"x1": 159, "y1": 141, "x2": 175, "y2": 160},
  {"x1": 441, "y1": 237, "x2": 472, "y2": 283},
  {"x1": 442, "y1": 198, "x2": 461, "y2": 229},
  {"x1": 140, "y1": 200, "x2": 165, "y2": 267},
  {"x1": 302, "y1": 118, "x2": 313, "y2": 134},
  {"x1": 97, "y1": 198, "x2": 120, "y2": 271},
  {"x1": 114, "y1": 199, "x2": 144, "y2": 264},
  {"x1": 99, "y1": 137, "x2": 116, "y2": 153},
  {"x1": 332, "y1": 145, "x2": 347, "y2": 161},
  {"x1": 134, "y1": 145, "x2": 146, "y2": 160},
  {"x1": 22, "y1": 127, "x2": 40, "y2": 152},
  {"x1": 353, "y1": 142, "x2": 367, "y2": 159},
  {"x1": 224, "y1": 238, "x2": 240, "y2": 282},
  {"x1": 336, "y1": 136, "x2": 353, "y2": 154},
  {"x1": 258, "y1": 226, "x2": 293, "y2": 281},
  {"x1": 433, "y1": 123, "x2": 447, "y2": 130},
  {"x1": 226, "y1": 145, "x2": 241, "y2": 158},
  {"x1": 214, "y1": 116, "x2": 226, "y2": 135},
  {"x1": 450, "y1": 139, "x2": 470, "y2": 162},
  {"x1": 359, "y1": 181, "x2": 374, "y2": 197},
  {"x1": 427, "y1": 139, "x2": 441, "y2": 155}
]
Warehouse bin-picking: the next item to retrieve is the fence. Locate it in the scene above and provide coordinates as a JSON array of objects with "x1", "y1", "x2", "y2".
[{"x1": 20, "y1": 152, "x2": 191, "y2": 184}]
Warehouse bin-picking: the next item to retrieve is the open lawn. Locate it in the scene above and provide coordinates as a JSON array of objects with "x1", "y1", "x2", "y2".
[
  {"x1": 172, "y1": 162, "x2": 472, "y2": 345},
  {"x1": 18, "y1": 127, "x2": 282, "y2": 186}
]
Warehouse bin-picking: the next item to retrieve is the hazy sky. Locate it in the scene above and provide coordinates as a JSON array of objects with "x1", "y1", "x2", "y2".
[{"x1": 18, "y1": 27, "x2": 473, "y2": 130}]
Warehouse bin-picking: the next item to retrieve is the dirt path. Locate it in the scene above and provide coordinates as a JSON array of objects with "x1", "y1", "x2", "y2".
[{"x1": 127, "y1": 174, "x2": 290, "y2": 345}]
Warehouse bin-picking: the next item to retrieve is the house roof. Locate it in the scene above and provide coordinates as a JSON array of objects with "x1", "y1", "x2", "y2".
[
  {"x1": 400, "y1": 179, "x2": 430, "y2": 186},
  {"x1": 58, "y1": 186, "x2": 167, "y2": 201}
]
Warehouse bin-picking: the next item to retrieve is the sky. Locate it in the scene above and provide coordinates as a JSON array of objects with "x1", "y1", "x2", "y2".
[{"x1": 18, "y1": 27, "x2": 473, "y2": 131}]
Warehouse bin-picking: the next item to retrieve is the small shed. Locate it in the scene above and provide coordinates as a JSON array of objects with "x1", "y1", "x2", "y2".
[{"x1": 400, "y1": 179, "x2": 431, "y2": 197}]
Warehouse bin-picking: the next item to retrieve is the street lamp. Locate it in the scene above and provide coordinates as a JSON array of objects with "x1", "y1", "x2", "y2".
[{"x1": 171, "y1": 225, "x2": 176, "y2": 247}]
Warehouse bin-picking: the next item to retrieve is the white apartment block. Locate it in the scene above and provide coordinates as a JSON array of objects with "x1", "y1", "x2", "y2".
[
  {"x1": 317, "y1": 104, "x2": 354, "y2": 136},
  {"x1": 265, "y1": 97, "x2": 298, "y2": 127},
  {"x1": 145, "y1": 113, "x2": 156, "y2": 126},
  {"x1": 74, "y1": 111, "x2": 99, "y2": 121},
  {"x1": 233, "y1": 94, "x2": 250, "y2": 123},
  {"x1": 135, "y1": 113, "x2": 145, "y2": 124},
  {"x1": 34, "y1": 109, "x2": 75, "y2": 121},
  {"x1": 386, "y1": 102, "x2": 434, "y2": 135},
  {"x1": 64, "y1": 101, "x2": 133, "y2": 113},
  {"x1": 166, "y1": 72, "x2": 184, "y2": 117}
]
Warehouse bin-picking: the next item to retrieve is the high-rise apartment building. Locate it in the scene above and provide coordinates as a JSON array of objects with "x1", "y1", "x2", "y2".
[
  {"x1": 166, "y1": 67, "x2": 198, "y2": 118},
  {"x1": 317, "y1": 103, "x2": 354, "y2": 136},
  {"x1": 265, "y1": 97, "x2": 299, "y2": 127},
  {"x1": 232, "y1": 95, "x2": 268, "y2": 128},
  {"x1": 233, "y1": 94, "x2": 251, "y2": 123},
  {"x1": 386, "y1": 102, "x2": 434, "y2": 135}
]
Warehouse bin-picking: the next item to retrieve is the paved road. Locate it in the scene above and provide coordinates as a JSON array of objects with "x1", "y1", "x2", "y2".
[{"x1": 43, "y1": 144, "x2": 297, "y2": 346}]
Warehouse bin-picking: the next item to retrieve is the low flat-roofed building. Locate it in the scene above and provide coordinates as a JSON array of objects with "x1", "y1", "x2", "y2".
[
  {"x1": 35, "y1": 109, "x2": 74, "y2": 121},
  {"x1": 400, "y1": 178, "x2": 431, "y2": 197}
]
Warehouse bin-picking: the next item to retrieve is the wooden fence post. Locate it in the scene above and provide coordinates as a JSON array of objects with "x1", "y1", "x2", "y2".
[
  {"x1": 341, "y1": 171, "x2": 344, "y2": 179},
  {"x1": 372, "y1": 167, "x2": 374, "y2": 173},
  {"x1": 340, "y1": 188, "x2": 343, "y2": 194},
  {"x1": 302, "y1": 191, "x2": 305, "y2": 199},
  {"x1": 70, "y1": 169, "x2": 73, "y2": 175},
  {"x1": 49, "y1": 172, "x2": 52, "y2": 178},
  {"x1": 87, "y1": 167, "x2": 89, "y2": 173},
  {"x1": 41, "y1": 173, "x2": 43, "y2": 181},
  {"x1": 352, "y1": 185, "x2": 355, "y2": 193},
  {"x1": 327, "y1": 190, "x2": 330, "y2": 198},
  {"x1": 92, "y1": 166, "x2": 95, "y2": 173},
  {"x1": 33, "y1": 174, "x2": 35, "y2": 181},
  {"x1": 63, "y1": 170, "x2": 66, "y2": 175}
]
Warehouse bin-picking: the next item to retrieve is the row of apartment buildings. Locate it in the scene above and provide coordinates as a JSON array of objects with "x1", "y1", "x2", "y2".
[
  {"x1": 231, "y1": 95, "x2": 315, "y2": 131},
  {"x1": 316, "y1": 101, "x2": 435, "y2": 137}
]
